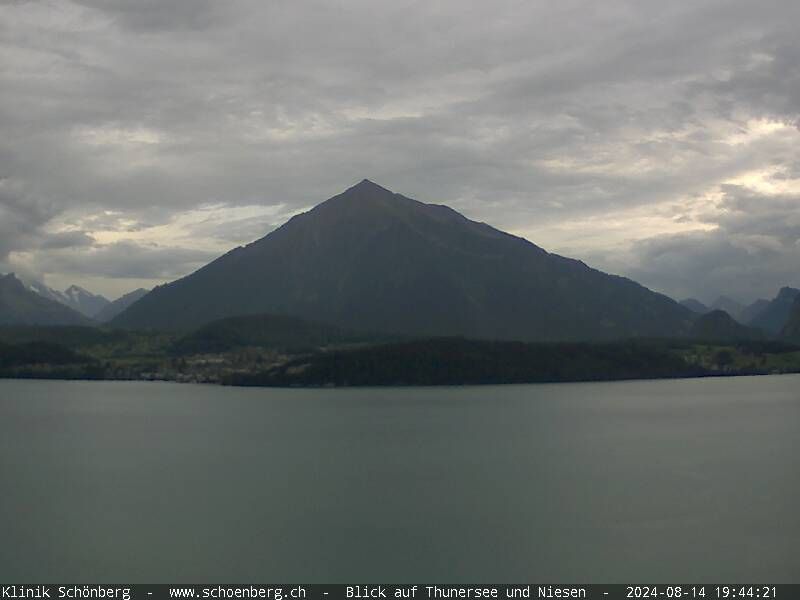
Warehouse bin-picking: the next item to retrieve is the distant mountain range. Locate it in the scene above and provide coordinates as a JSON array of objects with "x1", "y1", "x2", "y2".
[
  {"x1": 26, "y1": 280, "x2": 110, "y2": 318},
  {"x1": 20, "y1": 278, "x2": 149, "y2": 323},
  {"x1": 112, "y1": 179, "x2": 695, "y2": 341},
  {"x1": 0, "y1": 274, "x2": 90, "y2": 326},
  {"x1": 0, "y1": 274, "x2": 151, "y2": 326},
  {"x1": 680, "y1": 289, "x2": 798, "y2": 335},
  {"x1": 679, "y1": 296, "x2": 752, "y2": 321}
]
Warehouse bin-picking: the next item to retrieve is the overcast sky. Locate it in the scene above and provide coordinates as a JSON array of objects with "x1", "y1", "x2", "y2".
[{"x1": 1, "y1": 0, "x2": 799, "y2": 303}]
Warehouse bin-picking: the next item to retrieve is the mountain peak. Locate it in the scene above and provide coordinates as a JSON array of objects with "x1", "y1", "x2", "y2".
[
  {"x1": 337, "y1": 178, "x2": 397, "y2": 201},
  {"x1": 0, "y1": 272, "x2": 24, "y2": 289},
  {"x1": 353, "y1": 178, "x2": 385, "y2": 190},
  {"x1": 304, "y1": 179, "x2": 420, "y2": 223},
  {"x1": 64, "y1": 284, "x2": 105, "y2": 299}
]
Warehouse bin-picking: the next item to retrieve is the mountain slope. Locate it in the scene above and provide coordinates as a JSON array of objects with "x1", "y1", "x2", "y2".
[
  {"x1": 96, "y1": 288, "x2": 149, "y2": 323},
  {"x1": 749, "y1": 287, "x2": 800, "y2": 334},
  {"x1": 689, "y1": 310, "x2": 763, "y2": 341},
  {"x1": 60, "y1": 285, "x2": 110, "y2": 318},
  {"x1": 680, "y1": 298, "x2": 710, "y2": 314},
  {"x1": 740, "y1": 298, "x2": 770, "y2": 324},
  {"x1": 0, "y1": 274, "x2": 92, "y2": 326},
  {"x1": 780, "y1": 297, "x2": 800, "y2": 341},
  {"x1": 26, "y1": 280, "x2": 67, "y2": 304},
  {"x1": 113, "y1": 180, "x2": 694, "y2": 341}
]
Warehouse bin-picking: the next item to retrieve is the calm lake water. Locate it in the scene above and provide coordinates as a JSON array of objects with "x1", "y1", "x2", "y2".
[{"x1": 0, "y1": 376, "x2": 798, "y2": 583}]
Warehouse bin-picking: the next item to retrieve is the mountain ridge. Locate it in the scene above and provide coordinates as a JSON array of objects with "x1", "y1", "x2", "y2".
[
  {"x1": 0, "y1": 274, "x2": 92, "y2": 326},
  {"x1": 680, "y1": 298, "x2": 710, "y2": 314},
  {"x1": 749, "y1": 286, "x2": 800, "y2": 334},
  {"x1": 25, "y1": 279, "x2": 110, "y2": 318}
]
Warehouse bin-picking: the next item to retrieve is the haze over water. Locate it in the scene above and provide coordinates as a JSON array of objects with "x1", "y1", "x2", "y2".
[{"x1": 1, "y1": 376, "x2": 798, "y2": 582}]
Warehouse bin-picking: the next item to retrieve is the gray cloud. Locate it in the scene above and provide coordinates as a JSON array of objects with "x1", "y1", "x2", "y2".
[
  {"x1": 29, "y1": 240, "x2": 217, "y2": 280},
  {"x1": 38, "y1": 230, "x2": 95, "y2": 250},
  {"x1": 71, "y1": 0, "x2": 228, "y2": 33},
  {"x1": 596, "y1": 185, "x2": 800, "y2": 303},
  {"x1": 0, "y1": 0, "x2": 799, "y2": 299},
  {"x1": 0, "y1": 178, "x2": 58, "y2": 259}
]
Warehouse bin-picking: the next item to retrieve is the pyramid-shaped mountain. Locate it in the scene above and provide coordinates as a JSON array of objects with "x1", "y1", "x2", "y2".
[{"x1": 113, "y1": 180, "x2": 693, "y2": 340}]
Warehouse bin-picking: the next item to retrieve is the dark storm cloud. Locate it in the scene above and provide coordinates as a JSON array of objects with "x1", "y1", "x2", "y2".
[
  {"x1": 0, "y1": 178, "x2": 58, "y2": 259},
  {"x1": 0, "y1": 0, "x2": 798, "y2": 298}
]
